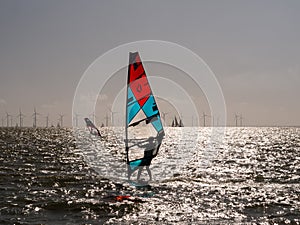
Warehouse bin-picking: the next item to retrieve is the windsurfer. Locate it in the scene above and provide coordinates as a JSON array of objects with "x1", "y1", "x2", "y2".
[
  {"x1": 136, "y1": 132, "x2": 164, "y2": 181},
  {"x1": 137, "y1": 136, "x2": 155, "y2": 181},
  {"x1": 84, "y1": 118, "x2": 101, "y2": 137},
  {"x1": 125, "y1": 52, "x2": 165, "y2": 184}
]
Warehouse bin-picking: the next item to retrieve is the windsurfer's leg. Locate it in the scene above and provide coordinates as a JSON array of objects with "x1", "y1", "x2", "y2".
[
  {"x1": 128, "y1": 164, "x2": 139, "y2": 180},
  {"x1": 146, "y1": 166, "x2": 152, "y2": 181},
  {"x1": 127, "y1": 165, "x2": 133, "y2": 180},
  {"x1": 137, "y1": 166, "x2": 143, "y2": 180}
]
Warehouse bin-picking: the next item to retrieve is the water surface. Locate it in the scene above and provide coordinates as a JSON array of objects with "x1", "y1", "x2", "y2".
[{"x1": 0, "y1": 127, "x2": 299, "y2": 224}]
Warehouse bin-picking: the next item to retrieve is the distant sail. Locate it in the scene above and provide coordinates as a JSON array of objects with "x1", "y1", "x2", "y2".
[
  {"x1": 171, "y1": 116, "x2": 184, "y2": 127},
  {"x1": 179, "y1": 118, "x2": 184, "y2": 127},
  {"x1": 125, "y1": 52, "x2": 164, "y2": 179},
  {"x1": 174, "y1": 116, "x2": 179, "y2": 127},
  {"x1": 84, "y1": 118, "x2": 101, "y2": 137}
]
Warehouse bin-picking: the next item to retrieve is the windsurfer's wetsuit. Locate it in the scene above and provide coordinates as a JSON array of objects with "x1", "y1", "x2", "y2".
[
  {"x1": 136, "y1": 149, "x2": 154, "y2": 181},
  {"x1": 139, "y1": 149, "x2": 155, "y2": 166},
  {"x1": 127, "y1": 132, "x2": 163, "y2": 180},
  {"x1": 127, "y1": 145, "x2": 157, "y2": 180}
]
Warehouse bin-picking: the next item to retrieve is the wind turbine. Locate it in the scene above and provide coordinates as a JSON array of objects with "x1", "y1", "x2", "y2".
[
  {"x1": 73, "y1": 113, "x2": 80, "y2": 127},
  {"x1": 239, "y1": 114, "x2": 243, "y2": 127},
  {"x1": 234, "y1": 114, "x2": 239, "y2": 127},
  {"x1": 10, "y1": 115, "x2": 13, "y2": 127},
  {"x1": 89, "y1": 111, "x2": 98, "y2": 124},
  {"x1": 104, "y1": 113, "x2": 109, "y2": 127},
  {"x1": 5, "y1": 112, "x2": 11, "y2": 127},
  {"x1": 32, "y1": 107, "x2": 40, "y2": 128},
  {"x1": 17, "y1": 108, "x2": 25, "y2": 127},
  {"x1": 191, "y1": 115, "x2": 199, "y2": 127},
  {"x1": 45, "y1": 113, "x2": 50, "y2": 128},
  {"x1": 161, "y1": 112, "x2": 169, "y2": 127},
  {"x1": 212, "y1": 115, "x2": 220, "y2": 127},
  {"x1": 107, "y1": 107, "x2": 118, "y2": 127},
  {"x1": 202, "y1": 112, "x2": 209, "y2": 127},
  {"x1": 58, "y1": 114, "x2": 65, "y2": 127}
]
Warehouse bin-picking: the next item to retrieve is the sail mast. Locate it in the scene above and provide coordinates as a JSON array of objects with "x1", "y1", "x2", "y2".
[{"x1": 125, "y1": 53, "x2": 133, "y2": 162}]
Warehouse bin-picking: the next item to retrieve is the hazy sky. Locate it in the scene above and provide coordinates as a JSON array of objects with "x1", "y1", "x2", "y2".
[{"x1": 0, "y1": 0, "x2": 299, "y2": 127}]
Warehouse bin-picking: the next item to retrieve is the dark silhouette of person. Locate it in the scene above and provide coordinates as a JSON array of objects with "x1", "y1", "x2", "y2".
[
  {"x1": 137, "y1": 137, "x2": 155, "y2": 181},
  {"x1": 127, "y1": 131, "x2": 164, "y2": 182},
  {"x1": 137, "y1": 131, "x2": 164, "y2": 181}
]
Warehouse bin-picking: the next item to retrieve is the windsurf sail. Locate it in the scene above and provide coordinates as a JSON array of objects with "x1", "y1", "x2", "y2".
[
  {"x1": 171, "y1": 116, "x2": 184, "y2": 127},
  {"x1": 174, "y1": 116, "x2": 179, "y2": 127},
  {"x1": 84, "y1": 118, "x2": 101, "y2": 137},
  {"x1": 179, "y1": 118, "x2": 184, "y2": 127},
  {"x1": 125, "y1": 52, "x2": 164, "y2": 180}
]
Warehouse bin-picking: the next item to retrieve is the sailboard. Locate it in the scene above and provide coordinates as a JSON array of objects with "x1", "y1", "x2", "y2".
[
  {"x1": 125, "y1": 52, "x2": 165, "y2": 182},
  {"x1": 84, "y1": 118, "x2": 101, "y2": 137}
]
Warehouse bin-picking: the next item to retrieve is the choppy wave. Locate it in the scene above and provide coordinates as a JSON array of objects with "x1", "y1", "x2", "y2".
[{"x1": 0, "y1": 127, "x2": 299, "y2": 224}]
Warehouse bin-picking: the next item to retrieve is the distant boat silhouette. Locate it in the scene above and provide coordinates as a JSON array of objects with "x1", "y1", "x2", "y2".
[{"x1": 171, "y1": 116, "x2": 184, "y2": 127}]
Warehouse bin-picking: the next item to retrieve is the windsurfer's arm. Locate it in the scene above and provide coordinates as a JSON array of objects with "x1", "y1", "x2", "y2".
[
  {"x1": 127, "y1": 142, "x2": 145, "y2": 148},
  {"x1": 125, "y1": 138, "x2": 149, "y2": 148}
]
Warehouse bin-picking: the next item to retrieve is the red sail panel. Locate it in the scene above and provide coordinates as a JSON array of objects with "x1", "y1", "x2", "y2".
[
  {"x1": 129, "y1": 53, "x2": 144, "y2": 83},
  {"x1": 128, "y1": 53, "x2": 151, "y2": 107},
  {"x1": 130, "y1": 77, "x2": 150, "y2": 107}
]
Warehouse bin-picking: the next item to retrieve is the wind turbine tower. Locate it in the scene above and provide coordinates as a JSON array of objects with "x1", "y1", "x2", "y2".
[
  {"x1": 240, "y1": 114, "x2": 243, "y2": 127},
  {"x1": 104, "y1": 113, "x2": 109, "y2": 127},
  {"x1": 18, "y1": 108, "x2": 25, "y2": 127},
  {"x1": 202, "y1": 112, "x2": 208, "y2": 127},
  {"x1": 235, "y1": 114, "x2": 239, "y2": 127},
  {"x1": 32, "y1": 108, "x2": 40, "y2": 128},
  {"x1": 6, "y1": 112, "x2": 11, "y2": 127},
  {"x1": 108, "y1": 108, "x2": 118, "y2": 127},
  {"x1": 59, "y1": 114, "x2": 65, "y2": 127},
  {"x1": 74, "y1": 113, "x2": 80, "y2": 127},
  {"x1": 161, "y1": 112, "x2": 169, "y2": 127}
]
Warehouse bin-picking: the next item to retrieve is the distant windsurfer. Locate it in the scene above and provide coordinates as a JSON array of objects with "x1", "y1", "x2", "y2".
[{"x1": 84, "y1": 118, "x2": 101, "y2": 137}]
